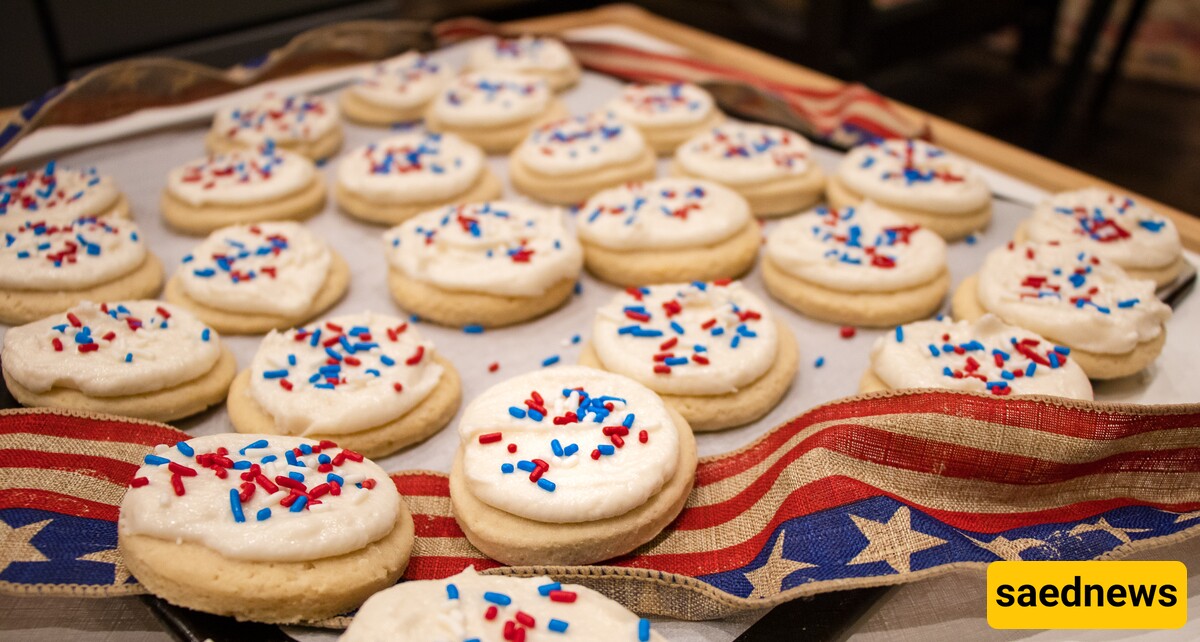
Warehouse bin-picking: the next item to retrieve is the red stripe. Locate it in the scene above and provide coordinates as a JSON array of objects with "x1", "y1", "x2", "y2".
[
  {"x1": 404, "y1": 555, "x2": 501, "y2": 580},
  {"x1": 394, "y1": 472, "x2": 451, "y2": 496},
  {"x1": 0, "y1": 487, "x2": 120, "y2": 522},
  {"x1": 0, "y1": 449, "x2": 138, "y2": 486},
  {"x1": 620, "y1": 477, "x2": 1200, "y2": 575},
  {"x1": 0, "y1": 414, "x2": 186, "y2": 448},
  {"x1": 411, "y1": 514, "x2": 464, "y2": 538}
]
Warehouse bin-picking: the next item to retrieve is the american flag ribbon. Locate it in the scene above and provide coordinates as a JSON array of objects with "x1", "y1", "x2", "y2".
[
  {"x1": 3, "y1": 393, "x2": 1200, "y2": 622},
  {"x1": 433, "y1": 17, "x2": 929, "y2": 148}
]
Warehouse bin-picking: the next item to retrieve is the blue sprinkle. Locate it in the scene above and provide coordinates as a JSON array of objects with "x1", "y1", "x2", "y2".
[
  {"x1": 325, "y1": 347, "x2": 342, "y2": 361},
  {"x1": 542, "y1": 355, "x2": 560, "y2": 367},
  {"x1": 125, "y1": 353, "x2": 133, "y2": 363},
  {"x1": 288, "y1": 471, "x2": 305, "y2": 482},
  {"x1": 664, "y1": 357, "x2": 688, "y2": 366},
  {"x1": 538, "y1": 478, "x2": 556, "y2": 492},
  {"x1": 1054, "y1": 345, "x2": 1071, "y2": 355},
  {"x1": 262, "y1": 369, "x2": 288, "y2": 379},
  {"x1": 509, "y1": 406, "x2": 526, "y2": 419},
  {"x1": 529, "y1": 409, "x2": 544, "y2": 422},
  {"x1": 232, "y1": 460, "x2": 251, "y2": 470},
  {"x1": 201, "y1": 328, "x2": 211, "y2": 342},
  {"x1": 894, "y1": 326, "x2": 904, "y2": 342},
  {"x1": 517, "y1": 460, "x2": 536, "y2": 473},
  {"x1": 571, "y1": 334, "x2": 581, "y2": 344},
  {"x1": 693, "y1": 345, "x2": 707, "y2": 353},
  {"x1": 229, "y1": 489, "x2": 245, "y2": 522},
  {"x1": 327, "y1": 473, "x2": 344, "y2": 485},
  {"x1": 380, "y1": 355, "x2": 395, "y2": 366},
  {"x1": 639, "y1": 618, "x2": 651, "y2": 641},
  {"x1": 463, "y1": 324, "x2": 485, "y2": 334},
  {"x1": 299, "y1": 444, "x2": 312, "y2": 455},
  {"x1": 1049, "y1": 352, "x2": 1060, "y2": 368},
  {"x1": 446, "y1": 583, "x2": 459, "y2": 600},
  {"x1": 1000, "y1": 370, "x2": 1014, "y2": 380},
  {"x1": 290, "y1": 496, "x2": 308, "y2": 512},
  {"x1": 484, "y1": 592, "x2": 512, "y2": 606},
  {"x1": 623, "y1": 414, "x2": 635, "y2": 428},
  {"x1": 256, "y1": 508, "x2": 271, "y2": 521},
  {"x1": 598, "y1": 444, "x2": 615, "y2": 456},
  {"x1": 176, "y1": 442, "x2": 194, "y2": 457},
  {"x1": 1118, "y1": 299, "x2": 1140, "y2": 308},
  {"x1": 285, "y1": 450, "x2": 299, "y2": 467},
  {"x1": 260, "y1": 455, "x2": 278, "y2": 464},
  {"x1": 287, "y1": 354, "x2": 296, "y2": 366},
  {"x1": 564, "y1": 444, "x2": 579, "y2": 456},
  {"x1": 1026, "y1": 362, "x2": 1037, "y2": 377},
  {"x1": 815, "y1": 356, "x2": 825, "y2": 368},
  {"x1": 965, "y1": 234, "x2": 978, "y2": 245},
  {"x1": 318, "y1": 453, "x2": 331, "y2": 464},
  {"x1": 551, "y1": 439, "x2": 564, "y2": 457},
  {"x1": 538, "y1": 582, "x2": 561, "y2": 596},
  {"x1": 711, "y1": 327, "x2": 725, "y2": 336},
  {"x1": 943, "y1": 366, "x2": 954, "y2": 377},
  {"x1": 144, "y1": 455, "x2": 170, "y2": 466},
  {"x1": 670, "y1": 321, "x2": 685, "y2": 335},
  {"x1": 501, "y1": 463, "x2": 514, "y2": 474},
  {"x1": 548, "y1": 619, "x2": 569, "y2": 633},
  {"x1": 928, "y1": 344, "x2": 940, "y2": 357}
]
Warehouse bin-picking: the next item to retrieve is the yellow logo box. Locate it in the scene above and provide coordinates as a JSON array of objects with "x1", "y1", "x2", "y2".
[{"x1": 987, "y1": 561, "x2": 1186, "y2": 629}]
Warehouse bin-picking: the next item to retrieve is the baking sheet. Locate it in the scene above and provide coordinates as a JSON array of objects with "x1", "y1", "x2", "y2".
[{"x1": 2, "y1": 38, "x2": 1199, "y2": 642}]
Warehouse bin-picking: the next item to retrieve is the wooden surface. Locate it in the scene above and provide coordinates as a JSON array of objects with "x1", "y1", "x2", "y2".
[{"x1": 506, "y1": 3, "x2": 1200, "y2": 252}]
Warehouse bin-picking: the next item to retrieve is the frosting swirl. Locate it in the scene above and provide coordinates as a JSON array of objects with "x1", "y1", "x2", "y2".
[
  {"x1": 1026, "y1": 187, "x2": 1182, "y2": 270},
  {"x1": 765, "y1": 202, "x2": 947, "y2": 291},
  {"x1": 429, "y1": 71, "x2": 551, "y2": 128},
  {"x1": 341, "y1": 567, "x2": 661, "y2": 642},
  {"x1": 348, "y1": 51, "x2": 453, "y2": 110},
  {"x1": 0, "y1": 162, "x2": 120, "y2": 232},
  {"x1": 119, "y1": 434, "x2": 399, "y2": 562},
  {"x1": 337, "y1": 131, "x2": 485, "y2": 203},
  {"x1": 605, "y1": 82, "x2": 716, "y2": 127},
  {"x1": 166, "y1": 142, "x2": 314, "y2": 206},
  {"x1": 837, "y1": 139, "x2": 990, "y2": 213},
  {"x1": 578, "y1": 178, "x2": 750, "y2": 250},
  {"x1": 592, "y1": 281, "x2": 777, "y2": 395},
  {"x1": 459, "y1": 366, "x2": 680, "y2": 523},
  {"x1": 869, "y1": 315, "x2": 1093, "y2": 399},
  {"x1": 467, "y1": 36, "x2": 576, "y2": 74},
  {"x1": 248, "y1": 312, "x2": 444, "y2": 435},
  {"x1": 975, "y1": 242, "x2": 1171, "y2": 354},
  {"x1": 385, "y1": 201, "x2": 582, "y2": 297},
  {"x1": 514, "y1": 112, "x2": 647, "y2": 176},
  {"x1": 1, "y1": 300, "x2": 220, "y2": 396},
  {"x1": 177, "y1": 221, "x2": 331, "y2": 316},
  {"x1": 675, "y1": 121, "x2": 813, "y2": 185},
  {"x1": 212, "y1": 94, "x2": 339, "y2": 146},
  {"x1": 0, "y1": 217, "x2": 146, "y2": 290}
]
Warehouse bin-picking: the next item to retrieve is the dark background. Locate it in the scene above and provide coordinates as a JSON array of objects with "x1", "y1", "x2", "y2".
[{"x1": 2, "y1": 0, "x2": 1197, "y2": 214}]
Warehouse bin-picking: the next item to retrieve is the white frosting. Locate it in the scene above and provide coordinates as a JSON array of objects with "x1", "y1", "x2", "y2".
[
  {"x1": 166, "y1": 143, "x2": 314, "y2": 206},
  {"x1": 429, "y1": 71, "x2": 552, "y2": 128},
  {"x1": 675, "y1": 121, "x2": 815, "y2": 185},
  {"x1": 248, "y1": 312, "x2": 444, "y2": 435},
  {"x1": 765, "y1": 202, "x2": 947, "y2": 292},
  {"x1": 592, "y1": 281, "x2": 778, "y2": 395},
  {"x1": 337, "y1": 131, "x2": 485, "y2": 204},
  {"x1": 341, "y1": 567, "x2": 662, "y2": 642},
  {"x1": 837, "y1": 139, "x2": 990, "y2": 214},
  {"x1": 0, "y1": 162, "x2": 121, "y2": 232},
  {"x1": 385, "y1": 201, "x2": 582, "y2": 297},
  {"x1": 514, "y1": 112, "x2": 647, "y2": 176},
  {"x1": 177, "y1": 222, "x2": 331, "y2": 317},
  {"x1": 211, "y1": 94, "x2": 339, "y2": 146},
  {"x1": 348, "y1": 51, "x2": 454, "y2": 111},
  {"x1": 118, "y1": 433, "x2": 400, "y2": 563},
  {"x1": 466, "y1": 36, "x2": 576, "y2": 74},
  {"x1": 870, "y1": 315, "x2": 1093, "y2": 399},
  {"x1": 606, "y1": 82, "x2": 716, "y2": 128},
  {"x1": 1026, "y1": 187, "x2": 1183, "y2": 271},
  {"x1": 1, "y1": 300, "x2": 220, "y2": 396},
  {"x1": 975, "y1": 242, "x2": 1171, "y2": 354},
  {"x1": 577, "y1": 178, "x2": 750, "y2": 250},
  {"x1": 0, "y1": 217, "x2": 146, "y2": 290},
  {"x1": 459, "y1": 366, "x2": 680, "y2": 524}
]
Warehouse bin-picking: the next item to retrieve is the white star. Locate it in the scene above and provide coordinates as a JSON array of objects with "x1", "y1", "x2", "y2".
[
  {"x1": 76, "y1": 548, "x2": 132, "y2": 585},
  {"x1": 965, "y1": 534, "x2": 1046, "y2": 560},
  {"x1": 1172, "y1": 510, "x2": 1200, "y2": 525},
  {"x1": 848, "y1": 506, "x2": 947, "y2": 574},
  {"x1": 742, "y1": 530, "x2": 817, "y2": 599},
  {"x1": 1069, "y1": 518, "x2": 1150, "y2": 545},
  {"x1": 0, "y1": 519, "x2": 52, "y2": 574}
]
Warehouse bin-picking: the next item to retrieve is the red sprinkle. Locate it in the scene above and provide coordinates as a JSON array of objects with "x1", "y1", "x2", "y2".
[
  {"x1": 405, "y1": 346, "x2": 425, "y2": 366},
  {"x1": 168, "y1": 462, "x2": 197, "y2": 477},
  {"x1": 67, "y1": 312, "x2": 82, "y2": 327},
  {"x1": 280, "y1": 379, "x2": 293, "y2": 391},
  {"x1": 129, "y1": 476, "x2": 149, "y2": 488},
  {"x1": 170, "y1": 473, "x2": 186, "y2": 496},
  {"x1": 653, "y1": 364, "x2": 671, "y2": 374},
  {"x1": 515, "y1": 611, "x2": 536, "y2": 628},
  {"x1": 507, "y1": 443, "x2": 517, "y2": 454},
  {"x1": 548, "y1": 590, "x2": 577, "y2": 603},
  {"x1": 78, "y1": 343, "x2": 99, "y2": 353},
  {"x1": 639, "y1": 430, "x2": 648, "y2": 443},
  {"x1": 488, "y1": 362, "x2": 500, "y2": 372},
  {"x1": 156, "y1": 306, "x2": 171, "y2": 320},
  {"x1": 52, "y1": 338, "x2": 63, "y2": 352},
  {"x1": 485, "y1": 605, "x2": 498, "y2": 620},
  {"x1": 478, "y1": 432, "x2": 503, "y2": 444},
  {"x1": 839, "y1": 326, "x2": 857, "y2": 339}
]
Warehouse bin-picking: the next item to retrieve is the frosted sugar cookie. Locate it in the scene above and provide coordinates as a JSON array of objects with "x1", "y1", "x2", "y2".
[
  {"x1": 671, "y1": 121, "x2": 825, "y2": 217},
  {"x1": 861, "y1": 314, "x2": 1093, "y2": 399},
  {"x1": 952, "y1": 241, "x2": 1172, "y2": 379},
  {"x1": 207, "y1": 93, "x2": 343, "y2": 160},
  {"x1": 509, "y1": 112, "x2": 656, "y2": 206},
  {"x1": 763, "y1": 202, "x2": 950, "y2": 326},
  {"x1": 227, "y1": 312, "x2": 461, "y2": 458},
  {"x1": 1017, "y1": 187, "x2": 1185, "y2": 286},
  {"x1": 579, "y1": 281, "x2": 798, "y2": 431},
  {"x1": 340, "y1": 51, "x2": 454, "y2": 126},
  {"x1": 465, "y1": 35, "x2": 581, "y2": 91},
  {"x1": 424, "y1": 71, "x2": 568, "y2": 153},
  {"x1": 164, "y1": 222, "x2": 348, "y2": 334},
  {"x1": 118, "y1": 434, "x2": 413, "y2": 623},
  {"x1": 336, "y1": 130, "x2": 502, "y2": 225},
  {"x1": 0, "y1": 161, "x2": 129, "y2": 233},
  {"x1": 605, "y1": 82, "x2": 724, "y2": 155},
  {"x1": 0, "y1": 217, "x2": 163, "y2": 325},
  {"x1": 577, "y1": 178, "x2": 758, "y2": 286},
  {"x1": 828, "y1": 138, "x2": 991, "y2": 241},
  {"x1": 384, "y1": 201, "x2": 583, "y2": 327},
  {"x1": 341, "y1": 567, "x2": 666, "y2": 641},
  {"x1": 1, "y1": 301, "x2": 235, "y2": 421},
  {"x1": 160, "y1": 142, "x2": 325, "y2": 235},
  {"x1": 449, "y1": 366, "x2": 696, "y2": 565}
]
